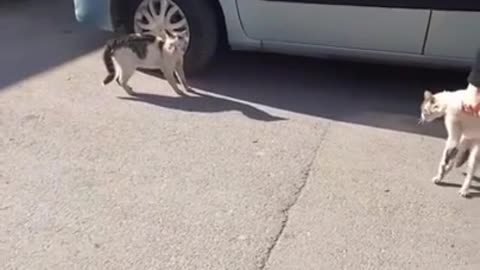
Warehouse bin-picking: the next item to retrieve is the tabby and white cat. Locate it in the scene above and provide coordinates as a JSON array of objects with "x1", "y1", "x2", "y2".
[
  {"x1": 420, "y1": 85, "x2": 480, "y2": 197},
  {"x1": 102, "y1": 31, "x2": 191, "y2": 96}
]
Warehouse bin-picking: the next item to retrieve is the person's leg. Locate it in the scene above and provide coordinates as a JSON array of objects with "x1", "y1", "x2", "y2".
[{"x1": 462, "y1": 49, "x2": 480, "y2": 115}]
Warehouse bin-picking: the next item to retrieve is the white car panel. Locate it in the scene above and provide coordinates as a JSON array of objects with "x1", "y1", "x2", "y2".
[
  {"x1": 424, "y1": 10, "x2": 480, "y2": 59},
  {"x1": 236, "y1": 1, "x2": 430, "y2": 54},
  {"x1": 218, "y1": 0, "x2": 261, "y2": 50}
]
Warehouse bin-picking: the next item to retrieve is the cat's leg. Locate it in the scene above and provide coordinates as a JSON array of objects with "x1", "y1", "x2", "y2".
[
  {"x1": 175, "y1": 70, "x2": 192, "y2": 93},
  {"x1": 433, "y1": 147, "x2": 458, "y2": 184},
  {"x1": 119, "y1": 66, "x2": 136, "y2": 96},
  {"x1": 433, "y1": 141, "x2": 460, "y2": 184},
  {"x1": 175, "y1": 61, "x2": 193, "y2": 93},
  {"x1": 455, "y1": 139, "x2": 471, "y2": 168},
  {"x1": 432, "y1": 118, "x2": 462, "y2": 184},
  {"x1": 459, "y1": 145, "x2": 479, "y2": 197},
  {"x1": 165, "y1": 70, "x2": 184, "y2": 96}
]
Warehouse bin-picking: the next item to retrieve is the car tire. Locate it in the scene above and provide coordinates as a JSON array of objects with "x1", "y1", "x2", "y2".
[{"x1": 127, "y1": 0, "x2": 219, "y2": 75}]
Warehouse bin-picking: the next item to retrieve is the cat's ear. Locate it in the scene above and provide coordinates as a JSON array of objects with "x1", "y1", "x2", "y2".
[{"x1": 424, "y1": 90, "x2": 433, "y2": 101}]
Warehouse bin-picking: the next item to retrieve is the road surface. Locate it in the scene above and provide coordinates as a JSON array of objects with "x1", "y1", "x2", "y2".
[{"x1": 1, "y1": 1, "x2": 479, "y2": 269}]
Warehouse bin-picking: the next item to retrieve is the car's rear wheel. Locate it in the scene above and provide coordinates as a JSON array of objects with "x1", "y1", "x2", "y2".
[{"x1": 128, "y1": 0, "x2": 219, "y2": 75}]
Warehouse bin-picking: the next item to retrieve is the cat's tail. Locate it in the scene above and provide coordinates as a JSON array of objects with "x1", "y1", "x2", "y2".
[{"x1": 102, "y1": 42, "x2": 116, "y2": 86}]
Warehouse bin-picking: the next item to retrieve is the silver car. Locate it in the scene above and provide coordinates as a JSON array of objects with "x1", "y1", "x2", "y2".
[{"x1": 73, "y1": 0, "x2": 480, "y2": 73}]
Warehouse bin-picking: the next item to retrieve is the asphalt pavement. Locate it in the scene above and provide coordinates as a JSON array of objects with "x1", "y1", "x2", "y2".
[{"x1": 1, "y1": 1, "x2": 479, "y2": 269}]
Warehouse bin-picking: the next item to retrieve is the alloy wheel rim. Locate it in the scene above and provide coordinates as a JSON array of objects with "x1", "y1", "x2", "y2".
[{"x1": 133, "y1": 0, "x2": 190, "y2": 44}]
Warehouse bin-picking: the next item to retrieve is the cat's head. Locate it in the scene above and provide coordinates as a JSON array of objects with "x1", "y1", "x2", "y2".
[
  {"x1": 420, "y1": 90, "x2": 446, "y2": 123},
  {"x1": 164, "y1": 30, "x2": 189, "y2": 54}
]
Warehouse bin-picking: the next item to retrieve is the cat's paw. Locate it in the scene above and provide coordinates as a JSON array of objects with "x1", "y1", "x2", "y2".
[
  {"x1": 432, "y1": 176, "x2": 443, "y2": 184},
  {"x1": 458, "y1": 188, "x2": 469, "y2": 197},
  {"x1": 123, "y1": 86, "x2": 136, "y2": 96},
  {"x1": 126, "y1": 90, "x2": 136, "y2": 96}
]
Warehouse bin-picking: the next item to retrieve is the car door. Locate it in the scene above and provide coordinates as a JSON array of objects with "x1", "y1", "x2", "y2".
[
  {"x1": 236, "y1": 0, "x2": 431, "y2": 54},
  {"x1": 423, "y1": 3, "x2": 480, "y2": 59}
]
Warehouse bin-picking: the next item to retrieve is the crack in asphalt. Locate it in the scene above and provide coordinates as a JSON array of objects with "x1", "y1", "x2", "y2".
[{"x1": 257, "y1": 122, "x2": 331, "y2": 270}]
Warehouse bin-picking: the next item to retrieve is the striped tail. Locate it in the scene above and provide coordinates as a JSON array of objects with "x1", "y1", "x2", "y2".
[{"x1": 102, "y1": 43, "x2": 116, "y2": 86}]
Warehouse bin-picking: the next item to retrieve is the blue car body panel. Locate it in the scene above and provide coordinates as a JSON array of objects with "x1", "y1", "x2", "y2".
[{"x1": 73, "y1": 0, "x2": 113, "y2": 31}]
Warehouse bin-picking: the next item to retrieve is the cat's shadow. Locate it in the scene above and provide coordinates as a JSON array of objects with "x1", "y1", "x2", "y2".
[
  {"x1": 117, "y1": 90, "x2": 287, "y2": 122},
  {"x1": 436, "y1": 180, "x2": 480, "y2": 199}
]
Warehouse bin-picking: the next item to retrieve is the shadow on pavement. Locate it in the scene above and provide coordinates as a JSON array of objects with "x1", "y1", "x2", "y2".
[
  {"x1": 436, "y1": 182, "x2": 480, "y2": 199},
  {"x1": 0, "y1": 0, "x2": 110, "y2": 91},
  {"x1": 187, "y1": 52, "x2": 470, "y2": 138},
  {"x1": 118, "y1": 91, "x2": 288, "y2": 122}
]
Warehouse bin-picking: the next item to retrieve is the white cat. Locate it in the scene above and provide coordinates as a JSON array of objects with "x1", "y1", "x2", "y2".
[
  {"x1": 102, "y1": 31, "x2": 191, "y2": 96},
  {"x1": 420, "y1": 85, "x2": 480, "y2": 197}
]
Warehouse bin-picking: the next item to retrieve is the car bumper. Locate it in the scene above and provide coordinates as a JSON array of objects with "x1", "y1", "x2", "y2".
[{"x1": 73, "y1": 0, "x2": 114, "y2": 31}]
